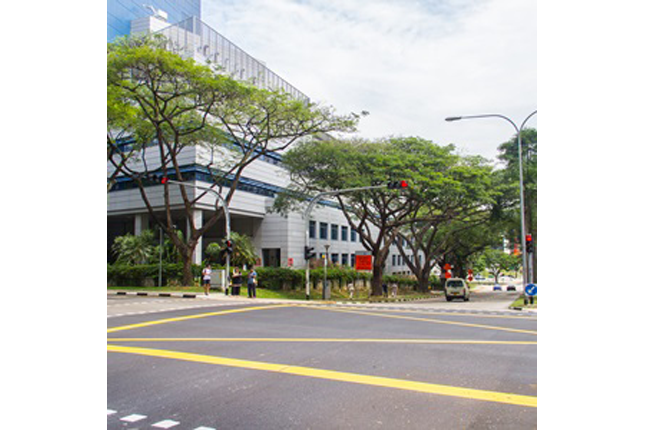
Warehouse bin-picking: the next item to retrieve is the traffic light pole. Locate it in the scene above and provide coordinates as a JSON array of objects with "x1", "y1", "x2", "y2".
[
  {"x1": 303, "y1": 184, "x2": 388, "y2": 300},
  {"x1": 164, "y1": 179, "x2": 231, "y2": 293}
]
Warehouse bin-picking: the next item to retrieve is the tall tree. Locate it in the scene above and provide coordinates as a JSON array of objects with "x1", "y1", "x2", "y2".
[
  {"x1": 108, "y1": 35, "x2": 359, "y2": 285},
  {"x1": 497, "y1": 128, "x2": 537, "y2": 281},
  {"x1": 393, "y1": 152, "x2": 498, "y2": 291},
  {"x1": 276, "y1": 138, "x2": 422, "y2": 295}
]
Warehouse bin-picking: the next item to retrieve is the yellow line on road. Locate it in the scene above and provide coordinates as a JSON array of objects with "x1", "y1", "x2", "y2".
[
  {"x1": 106, "y1": 304, "x2": 291, "y2": 334},
  {"x1": 107, "y1": 344, "x2": 537, "y2": 408},
  {"x1": 328, "y1": 305, "x2": 537, "y2": 321},
  {"x1": 300, "y1": 306, "x2": 537, "y2": 336},
  {"x1": 107, "y1": 337, "x2": 537, "y2": 345}
]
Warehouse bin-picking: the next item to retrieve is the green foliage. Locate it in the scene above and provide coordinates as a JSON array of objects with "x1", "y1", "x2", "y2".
[
  {"x1": 111, "y1": 230, "x2": 156, "y2": 265},
  {"x1": 476, "y1": 248, "x2": 521, "y2": 283},
  {"x1": 107, "y1": 263, "x2": 203, "y2": 286},
  {"x1": 204, "y1": 232, "x2": 259, "y2": 267}
]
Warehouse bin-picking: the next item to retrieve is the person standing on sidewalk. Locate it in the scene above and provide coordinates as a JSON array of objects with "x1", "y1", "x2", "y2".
[
  {"x1": 202, "y1": 264, "x2": 212, "y2": 296},
  {"x1": 231, "y1": 268, "x2": 243, "y2": 296},
  {"x1": 247, "y1": 266, "x2": 258, "y2": 298}
]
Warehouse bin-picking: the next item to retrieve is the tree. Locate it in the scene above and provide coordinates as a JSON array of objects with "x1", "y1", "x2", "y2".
[
  {"x1": 389, "y1": 147, "x2": 498, "y2": 292},
  {"x1": 204, "y1": 232, "x2": 259, "y2": 268},
  {"x1": 498, "y1": 128, "x2": 537, "y2": 280},
  {"x1": 476, "y1": 248, "x2": 520, "y2": 283},
  {"x1": 108, "y1": 35, "x2": 360, "y2": 285},
  {"x1": 277, "y1": 137, "x2": 457, "y2": 296},
  {"x1": 112, "y1": 230, "x2": 156, "y2": 265}
]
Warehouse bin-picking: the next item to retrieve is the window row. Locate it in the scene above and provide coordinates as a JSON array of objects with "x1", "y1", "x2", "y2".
[
  {"x1": 313, "y1": 253, "x2": 355, "y2": 266},
  {"x1": 309, "y1": 221, "x2": 357, "y2": 242},
  {"x1": 391, "y1": 254, "x2": 424, "y2": 266}
]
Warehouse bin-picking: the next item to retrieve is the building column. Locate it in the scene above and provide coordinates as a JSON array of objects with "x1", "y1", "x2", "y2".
[
  {"x1": 134, "y1": 213, "x2": 149, "y2": 236},
  {"x1": 187, "y1": 210, "x2": 203, "y2": 265}
]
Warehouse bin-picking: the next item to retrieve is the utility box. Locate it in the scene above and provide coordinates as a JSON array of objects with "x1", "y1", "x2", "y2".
[{"x1": 210, "y1": 270, "x2": 227, "y2": 292}]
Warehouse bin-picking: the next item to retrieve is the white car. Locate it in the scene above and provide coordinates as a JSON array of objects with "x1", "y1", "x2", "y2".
[{"x1": 445, "y1": 278, "x2": 470, "y2": 302}]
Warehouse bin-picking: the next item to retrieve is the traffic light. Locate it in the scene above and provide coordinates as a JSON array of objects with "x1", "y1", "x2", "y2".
[
  {"x1": 225, "y1": 239, "x2": 234, "y2": 255},
  {"x1": 525, "y1": 234, "x2": 533, "y2": 254},
  {"x1": 387, "y1": 180, "x2": 409, "y2": 189},
  {"x1": 148, "y1": 174, "x2": 168, "y2": 184},
  {"x1": 304, "y1": 246, "x2": 315, "y2": 260}
]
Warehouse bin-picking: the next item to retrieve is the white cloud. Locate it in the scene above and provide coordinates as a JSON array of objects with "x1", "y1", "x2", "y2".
[{"x1": 203, "y1": 0, "x2": 536, "y2": 161}]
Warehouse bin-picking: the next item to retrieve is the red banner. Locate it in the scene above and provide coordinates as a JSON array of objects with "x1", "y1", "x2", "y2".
[{"x1": 355, "y1": 255, "x2": 373, "y2": 271}]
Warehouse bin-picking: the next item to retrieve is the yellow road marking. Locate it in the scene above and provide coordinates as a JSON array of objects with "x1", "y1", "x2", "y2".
[
  {"x1": 107, "y1": 304, "x2": 291, "y2": 334},
  {"x1": 326, "y1": 305, "x2": 537, "y2": 321},
  {"x1": 300, "y1": 306, "x2": 537, "y2": 336},
  {"x1": 107, "y1": 337, "x2": 537, "y2": 345},
  {"x1": 107, "y1": 345, "x2": 537, "y2": 408}
]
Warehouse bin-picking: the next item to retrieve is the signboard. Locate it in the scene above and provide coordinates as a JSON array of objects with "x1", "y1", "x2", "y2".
[
  {"x1": 355, "y1": 254, "x2": 373, "y2": 271},
  {"x1": 525, "y1": 283, "x2": 537, "y2": 297}
]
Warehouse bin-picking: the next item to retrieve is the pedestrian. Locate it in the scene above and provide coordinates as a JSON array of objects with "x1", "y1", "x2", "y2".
[
  {"x1": 390, "y1": 282, "x2": 398, "y2": 298},
  {"x1": 347, "y1": 282, "x2": 355, "y2": 300},
  {"x1": 382, "y1": 282, "x2": 388, "y2": 297},
  {"x1": 247, "y1": 266, "x2": 258, "y2": 298},
  {"x1": 231, "y1": 267, "x2": 242, "y2": 296},
  {"x1": 202, "y1": 264, "x2": 212, "y2": 296}
]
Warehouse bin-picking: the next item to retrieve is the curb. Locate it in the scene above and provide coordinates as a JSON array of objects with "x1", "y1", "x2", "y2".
[{"x1": 112, "y1": 291, "x2": 198, "y2": 299}]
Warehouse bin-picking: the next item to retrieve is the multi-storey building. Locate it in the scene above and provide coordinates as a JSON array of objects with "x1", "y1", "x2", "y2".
[{"x1": 108, "y1": 1, "x2": 395, "y2": 273}]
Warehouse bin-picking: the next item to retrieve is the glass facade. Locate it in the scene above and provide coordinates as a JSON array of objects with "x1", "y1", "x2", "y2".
[{"x1": 108, "y1": 0, "x2": 201, "y2": 41}]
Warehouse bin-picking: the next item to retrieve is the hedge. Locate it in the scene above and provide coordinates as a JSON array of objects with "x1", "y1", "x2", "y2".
[
  {"x1": 107, "y1": 263, "x2": 205, "y2": 287},
  {"x1": 107, "y1": 263, "x2": 436, "y2": 290}
]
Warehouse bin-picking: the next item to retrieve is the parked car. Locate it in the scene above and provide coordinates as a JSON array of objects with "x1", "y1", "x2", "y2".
[
  {"x1": 445, "y1": 278, "x2": 470, "y2": 302},
  {"x1": 493, "y1": 285, "x2": 502, "y2": 291}
]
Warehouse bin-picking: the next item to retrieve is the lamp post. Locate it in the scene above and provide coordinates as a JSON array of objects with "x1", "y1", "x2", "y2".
[{"x1": 445, "y1": 110, "x2": 537, "y2": 285}]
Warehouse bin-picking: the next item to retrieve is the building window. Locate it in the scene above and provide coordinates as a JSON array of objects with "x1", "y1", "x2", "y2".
[
  {"x1": 351, "y1": 254, "x2": 355, "y2": 267},
  {"x1": 397, "y1": 255, "x2": 402, "y2": 265},
  {"x1": 331, "y1": 224, "x2": 339, "y2": 240},
  {"x1": 309, "y1": 220, "x2": 316, "y2": 239},
  {"x1": 351, "y1": 228, "x2": 357, "y2": 242},
  {"x1": 392, "y1": 254, "x2": 397, "y2": 266},
  {"x1": 341, "y1": 253, "x2": 348, "y2": 266},
  {"x1": 341, "y1": 226, "x2": 348, "y2": 241},
  {"x1": 319, "y1": 222, "x2": 328, "y2": 240},
  {"x1": 331, "y1": 253, "x2": 339, "y2": 264}
]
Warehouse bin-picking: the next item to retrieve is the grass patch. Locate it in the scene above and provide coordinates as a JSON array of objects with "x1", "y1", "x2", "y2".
[
  {"x1": 107, "y1": 286, "x2": 440, "y2": 302},
  {"x1": 510, "y1": 295, "x2": 537, "y2": 309}
]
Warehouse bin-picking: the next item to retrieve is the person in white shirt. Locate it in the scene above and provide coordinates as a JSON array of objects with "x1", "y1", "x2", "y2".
[{"x1": 202, "y1": 264, "x2": 212, "y2": 296}]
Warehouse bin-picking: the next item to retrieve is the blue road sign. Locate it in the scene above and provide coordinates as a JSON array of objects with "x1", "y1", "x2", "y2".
[{"x1": 525, "y1": 283, "x2": 537, "y2": 296}]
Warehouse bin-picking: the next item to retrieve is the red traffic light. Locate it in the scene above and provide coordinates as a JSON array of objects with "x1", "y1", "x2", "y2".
[
  {"x1": 387, "y1": 180, "x2": 409, "y2": 189},
  {"x1": 161, "y1": 177, "x2": 168, "y2": 184},
  {"x1": 525, "y1": 234, "x2": 532, "y2": 242}
]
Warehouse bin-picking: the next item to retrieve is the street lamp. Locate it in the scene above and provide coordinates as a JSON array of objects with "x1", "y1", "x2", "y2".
[{"x1": 445, "y1": 111, "x2": 537, "y2": 285}]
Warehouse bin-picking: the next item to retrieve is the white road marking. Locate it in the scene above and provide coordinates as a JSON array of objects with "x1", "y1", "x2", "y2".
[
  {"x1": 107, "y1": 409, "x2": 116, "y2": 415},
  {"x1": 152, "y1": 419, "x2": 180, "y2": 428},
  {"x1": 120, "y1": 413, "x2": 147, "y2": 422}
]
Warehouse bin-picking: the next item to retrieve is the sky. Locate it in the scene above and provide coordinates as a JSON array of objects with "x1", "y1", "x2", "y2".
[{"x1": 202, "y1": 0, "x2": 536, "y2": 162}]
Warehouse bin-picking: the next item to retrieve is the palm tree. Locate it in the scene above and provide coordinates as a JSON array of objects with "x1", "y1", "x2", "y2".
[
  {"x1": 205, "y1": 232, "x2": 259, "y2": 267},
  {"x1": 112, "y1": 230, "x2": 156, "y2": 265}
]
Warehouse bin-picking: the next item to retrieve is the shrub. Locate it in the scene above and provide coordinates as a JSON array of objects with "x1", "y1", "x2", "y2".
[{"x1": 107, "y1": 263, "x2": 203, "y2": 287}]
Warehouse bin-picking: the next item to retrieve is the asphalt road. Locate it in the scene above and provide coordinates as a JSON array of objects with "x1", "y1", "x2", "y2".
[{"x1": 107, "y1": 293, "x2": 537, "y2": 429}]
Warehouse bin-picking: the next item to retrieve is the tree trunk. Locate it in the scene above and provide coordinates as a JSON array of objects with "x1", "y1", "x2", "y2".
[
  {"x1": 180, "y1": 248, "x2": 194, "y2": 286},
  {"x1": 370, "y1": 250, "x2": 388, "y2": 296},
  {"x1": 417, "y1": 264, "x2": 433, "y2": 293}
]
